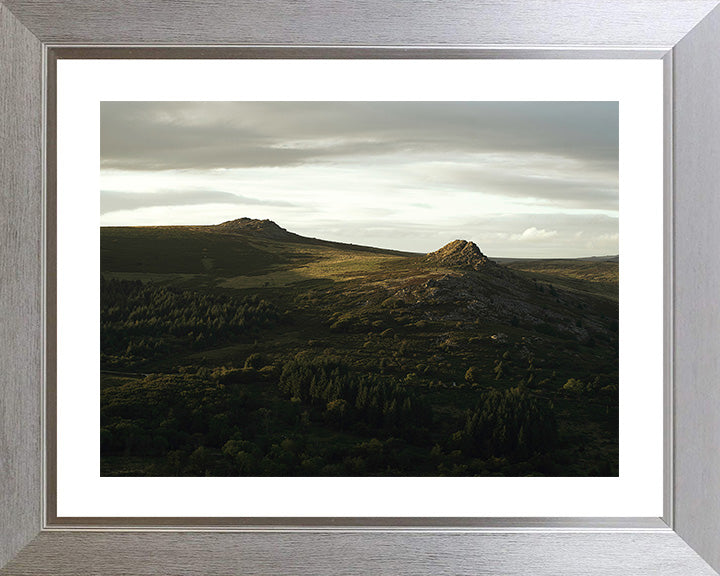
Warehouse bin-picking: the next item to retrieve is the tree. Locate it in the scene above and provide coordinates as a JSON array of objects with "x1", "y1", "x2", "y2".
[
  {"x1": 459, "y1": 387, "x2": 557, "y2": 458},
  {"x1": 493, "y1": 360, "x2": 507, "y2": 380},
  {"x1": 244, "y1": 352, "x2": 264, "y2": 370},
  {"x1": 256, "y1": 408, "x2": 272, "y2": 435},
  {"x1": 464, "y1": 366, "x2": 481, "y2": 385},
  {"x1": 563, "y1": 378, "x2": 585, "y2": 393},
  {"x1": 188, "y1": 446, "x2": 210, "y2": 475},
  {"x1": 325, "y1": 399, "x2": 349, "y2": 429}
]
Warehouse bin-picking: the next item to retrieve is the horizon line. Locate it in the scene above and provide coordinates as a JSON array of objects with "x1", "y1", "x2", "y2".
[{"x1": 99, "y1": 222, "x2": 618, "y2": 261}]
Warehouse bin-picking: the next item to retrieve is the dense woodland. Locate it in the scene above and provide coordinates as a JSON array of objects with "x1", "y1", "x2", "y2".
[{"x1": 101, "y1": 277, "x2": 281, "y2": 368}]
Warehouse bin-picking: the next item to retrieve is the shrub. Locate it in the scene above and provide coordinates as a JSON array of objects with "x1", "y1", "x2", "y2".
[
  {"x1": 464, "y1": 366, "x2": 482, "y2": 385},
  {"x1": 563, "y1": 378, "x2": 585, "y2": 393},
  {"x1": 244, "y1": 352, "x2": 264, "y2": 370}
]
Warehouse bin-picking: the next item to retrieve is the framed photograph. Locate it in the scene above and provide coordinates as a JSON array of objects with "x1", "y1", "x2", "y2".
[{"x1": 2, "y1": 1, "x2": 720, "y2": 574}]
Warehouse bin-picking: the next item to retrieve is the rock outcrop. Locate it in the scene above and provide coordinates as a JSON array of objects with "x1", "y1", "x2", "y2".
[
  {"x1": 215, "y1": 218, "x2": 294, "y2": 240},
  {"x1": 424, "y1": 240, "x2": 492, "y2": 271}
]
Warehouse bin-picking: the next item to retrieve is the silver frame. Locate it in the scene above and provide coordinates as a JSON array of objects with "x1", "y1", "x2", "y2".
[{"x1": 2, "y1": 2, "x2": 720, "y2": 574}]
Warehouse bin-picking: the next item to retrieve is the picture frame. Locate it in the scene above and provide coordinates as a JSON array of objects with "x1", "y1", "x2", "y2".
[{"x1": 1, "y1": 1, "x2": 719, "y2": 574}]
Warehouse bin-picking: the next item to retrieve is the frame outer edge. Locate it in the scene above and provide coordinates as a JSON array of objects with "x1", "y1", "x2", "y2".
[
  {"x1": 1, "y1": 0, "x2": 719, "y2": 574},
  {"x1": 671, "y1": 3, "x2": 720, "y2": 573},
  {"x1": 1, "y1": 0, "x2": 719, "y2": 47},
  {"x1": 0, "y1": 2, "x2": 44, "y2": 570},
  {"x1": 2, "y1": 531, "x2": 719, "y2": 576}
]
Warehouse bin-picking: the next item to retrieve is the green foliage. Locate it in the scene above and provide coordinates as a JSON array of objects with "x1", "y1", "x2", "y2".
[
  {"x1": 101, "y1": 277, "x2": 281, "y2": 367},
  {"x1": 329, "y1": 316, "x2": 357, "y2": 333},
  {"x1": 458, "y1": 388, "x2": 557, "y2": 459},
  {"x1": 464, "y1": 366, "x2": 481, "y2": 385},
  {"x1": 277, "y1": 357, "x2": 433, "y2": 436},
  {"x1": 244, "y1": 353, "x2": 265, "y2": 370},
  {"x1": 493, "y1": 360, "x2": 508, "y2": 380},
  {"x1": 563, "y1": 378, "x2": 585, "y2": 392}
]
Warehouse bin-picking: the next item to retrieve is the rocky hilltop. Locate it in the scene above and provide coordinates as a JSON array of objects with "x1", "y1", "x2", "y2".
[
  {"x1": 214, "y1": 218, "x2": 296, "y2": 240},
  {"x1": 424, "y1": 239, "x2": 493, "y2": 271}
]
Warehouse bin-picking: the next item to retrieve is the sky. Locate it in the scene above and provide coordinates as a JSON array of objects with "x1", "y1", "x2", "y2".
[{"x1": 100, "y1": 101, "x2": 618, "y2": 257}]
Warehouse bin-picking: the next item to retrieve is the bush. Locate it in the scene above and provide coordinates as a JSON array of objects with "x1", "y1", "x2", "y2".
[
  {"x1": 244, "y1": 353, "x2": 265, "y2": 370},
  {"x1": 563, "y1": 378, "x2": 585, "y2": 393},
  {"x1": 464, "y1": 366, "x2": 482, "y2": 385},
  {"x1": 330, "y1": 316, "x2": 355, "y2": 332}
]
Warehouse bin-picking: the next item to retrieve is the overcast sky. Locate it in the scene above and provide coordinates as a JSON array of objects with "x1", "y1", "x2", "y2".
[{"x1": 100, "y1": 101, "x2": 618, "y2": 257}]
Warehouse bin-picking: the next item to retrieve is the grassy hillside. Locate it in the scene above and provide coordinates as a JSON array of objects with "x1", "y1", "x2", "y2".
[
  {"x1": 502, "y1": 258, "x2": 618, "y2": 301},
  {"x1": 100, "y1": 219, "x2": 619, "y2": 477}
]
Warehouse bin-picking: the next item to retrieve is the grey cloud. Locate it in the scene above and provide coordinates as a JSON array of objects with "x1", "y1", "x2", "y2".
[
  {"x1": 101, "y1": 102, "x2": 618, "y2": 172},
  {"x1": 101, "y1": 190, "x2": 295, "y2": 215},
  {"x1": 434, "y1": 167, "x2": 618, "y2": 211}
]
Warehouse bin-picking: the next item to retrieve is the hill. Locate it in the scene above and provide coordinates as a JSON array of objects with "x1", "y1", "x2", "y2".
[
  {"x1": 500, "y1": 258, "x2": 619, "y2": 301},
  {"x1": 101, "y1": 218, "x2": 415, "y2": 284},
  {"x1": 100, "y1": 219, "x2": 619, "y2": 479}
]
